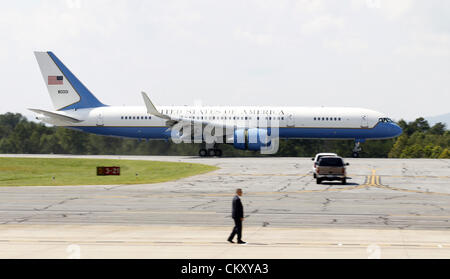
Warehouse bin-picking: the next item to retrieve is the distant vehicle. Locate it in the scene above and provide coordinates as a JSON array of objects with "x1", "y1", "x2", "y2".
[
  {"x1": 312, "y1": 153, "x2": 338, "y2": 178},
  {"x1": 315, "y1": 156, "x2": 349, "y2": 185}
]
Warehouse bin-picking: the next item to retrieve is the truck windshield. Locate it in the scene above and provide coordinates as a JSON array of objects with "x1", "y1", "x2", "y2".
[{"x1": 318, "y1": 157, "x2": 344, "y2": 167}]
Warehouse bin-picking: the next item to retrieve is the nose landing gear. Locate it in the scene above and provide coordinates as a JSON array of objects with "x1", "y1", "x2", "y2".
[{"x1": 352, "y1": 140, "x2": 363, "y2": 158}]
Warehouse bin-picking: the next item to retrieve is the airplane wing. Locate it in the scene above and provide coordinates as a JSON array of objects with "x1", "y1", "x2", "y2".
[
  {"x1": 28, "y1": 108, "x2": 83, "y2": 123},
  {"x1": 141, "y1": 91, "x2": 236, "y2": 132},
  {"x1": 141, "y1": 92, "x2": 171, "y2": 120}
]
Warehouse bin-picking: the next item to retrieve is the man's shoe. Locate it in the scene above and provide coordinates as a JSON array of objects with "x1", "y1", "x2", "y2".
[
  {"x1": 227, "y1": 239, "x2": 235, "y2": 243},
  {"x1": 237, "y1": 241, "x2": 246, "y2": 244}
]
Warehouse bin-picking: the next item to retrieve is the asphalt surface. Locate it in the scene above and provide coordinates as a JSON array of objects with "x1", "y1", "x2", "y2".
[{"x1": 0, "y1": 155, "x2": 449, "y2": 230}]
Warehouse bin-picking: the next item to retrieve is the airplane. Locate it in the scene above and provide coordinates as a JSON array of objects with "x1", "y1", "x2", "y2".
[{"x1": 30, "y1": 51, "x2": 403, "y2": 157}]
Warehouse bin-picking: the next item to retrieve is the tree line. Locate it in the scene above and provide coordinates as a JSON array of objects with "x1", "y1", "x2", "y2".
[{"x1": 0, "y1": 112, "x2": 448, "y2": 158}]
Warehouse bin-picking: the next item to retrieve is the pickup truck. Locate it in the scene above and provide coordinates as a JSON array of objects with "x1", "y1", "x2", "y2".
[
  {"x1": 312, "y1": 153, "x2": 338, "y2": 178},
  {"x1": 315, "y1": 156, "x2": 349, "y2": 185}
]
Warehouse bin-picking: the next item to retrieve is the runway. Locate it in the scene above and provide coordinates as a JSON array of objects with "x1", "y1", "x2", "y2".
[
  {"x1": 0, "y1": 155, "x2": 449, "y2": 258},
  {"x1": 1, "y1": 225, "x2": 448, "y2": 259}
]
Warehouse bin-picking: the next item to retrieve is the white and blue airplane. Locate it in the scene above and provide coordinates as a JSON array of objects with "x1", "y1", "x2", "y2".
[{"x1": 31, "y1": 51, "x2": 402, "y2": 157}]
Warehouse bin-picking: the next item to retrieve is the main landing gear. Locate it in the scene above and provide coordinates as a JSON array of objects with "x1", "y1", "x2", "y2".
[
  {"x1": 198, "y1": 148, "x2": 222, "y2": 157},
  {"x1": 352, "y1": 140, "x2": 363, "y2": 158},
  {"x1": 199, "y1": 143, "x2": 223, "y2": 157}
]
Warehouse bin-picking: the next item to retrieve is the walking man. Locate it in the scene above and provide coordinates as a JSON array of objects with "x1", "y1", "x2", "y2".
[{"x1": 227, "y1": 188, "x2": 246, "y2": 244}]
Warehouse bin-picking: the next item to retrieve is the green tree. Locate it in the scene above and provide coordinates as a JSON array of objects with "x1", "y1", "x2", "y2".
[
  {"x1": 439, "y1": 148, "x2": 450, "y2": 159},
  {"x1": 429, "y1": 122, "x2": 446, "y2": 135}
]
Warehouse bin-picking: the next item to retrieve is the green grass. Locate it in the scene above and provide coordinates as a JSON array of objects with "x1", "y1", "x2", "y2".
[{"x1": 0, "y1": 157, "x2": 218, "y2": 186}]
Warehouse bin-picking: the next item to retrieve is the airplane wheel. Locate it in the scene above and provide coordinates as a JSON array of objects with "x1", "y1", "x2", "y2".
[
  {"x1": 214, "y1": 149, "x2": 222, "y2": 157},
  {"x1": 342, "y1": 178, "x2": 347, "y2": 185},
  {"x1": 352, "y1": 152, "x2": 360, "y2": 158},
  {"x1": 207, "y1": 149, "x2": 216, "y2": 157},
  {"x1": 316, "y1": 178, "x2": 322, "y2": 184},
  {"x1": 199, "y1": 149, "x2": 207, "y2": 157}
]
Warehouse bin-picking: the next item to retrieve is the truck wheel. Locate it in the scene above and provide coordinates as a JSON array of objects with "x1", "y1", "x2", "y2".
[{"x1": 316, "y1": 178, "x2": 321, "y2": 184}]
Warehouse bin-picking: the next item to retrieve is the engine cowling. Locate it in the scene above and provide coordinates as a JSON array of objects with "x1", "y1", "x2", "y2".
[{"x1": 233, "y1": 128, "x2": 271, "y2": 151}]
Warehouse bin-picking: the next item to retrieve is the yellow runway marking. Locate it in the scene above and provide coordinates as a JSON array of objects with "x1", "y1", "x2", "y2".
[
  {"x1": 207, "y1": 172, "x2": 450, "y2": 182},
  {"x1": 357, "y1": 169, "x2": 450, "y2": 197}
]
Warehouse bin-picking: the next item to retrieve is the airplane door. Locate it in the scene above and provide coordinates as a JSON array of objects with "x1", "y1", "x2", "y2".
[
  {"x1": 361, "y1": 115, "x2": 368, "y2": 128},
  {"x1": 287, "y1": 115, "x2": 295, "y2": 127},
  {"x1": 96, "y1": 114, "x2": 104, "y2": 126}
]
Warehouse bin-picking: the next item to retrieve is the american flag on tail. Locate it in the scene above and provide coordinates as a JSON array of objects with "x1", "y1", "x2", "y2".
[{"x1": 48, "y1": 75, "x2": 63, "y2": 85}]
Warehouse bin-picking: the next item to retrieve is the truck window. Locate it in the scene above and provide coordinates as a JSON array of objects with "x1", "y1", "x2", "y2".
[{"x1": 318, "y1": 157, "x2": 344, "y2": 167}]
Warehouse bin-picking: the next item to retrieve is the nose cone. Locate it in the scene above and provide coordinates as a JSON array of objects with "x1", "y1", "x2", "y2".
[{"x1": 390, "y1": 123, "x2": 403, "y2": 138}]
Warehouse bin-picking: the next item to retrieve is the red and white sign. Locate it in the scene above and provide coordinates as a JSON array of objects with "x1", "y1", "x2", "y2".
[{"x1": 97, "y1": 166, "x2": 120, "y2": 176}]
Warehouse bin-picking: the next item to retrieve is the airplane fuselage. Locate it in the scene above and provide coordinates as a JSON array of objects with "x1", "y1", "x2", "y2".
[{"x1": 39, "y1": 105, "x2": 402, "y2": 141}]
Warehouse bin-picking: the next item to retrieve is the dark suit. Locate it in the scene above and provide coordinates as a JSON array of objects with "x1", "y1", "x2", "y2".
[{"x1": 228, "y1": 195, "x2": 244, "y2": 242}]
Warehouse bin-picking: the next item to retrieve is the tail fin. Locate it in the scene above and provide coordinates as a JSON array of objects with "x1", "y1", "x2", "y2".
[{"x1": 34, "y1": 51, "x2": 106, "y2": 111}]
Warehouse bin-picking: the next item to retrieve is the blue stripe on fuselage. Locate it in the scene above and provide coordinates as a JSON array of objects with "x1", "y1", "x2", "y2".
[
  {"x1": 279, "y1": 122, "x2": 401, "y2": 140},
  {"x1": 68, "y1": 122, "x2": 401, "y2": 140},
  {"x1": 68, "y1": 126, "x2": 172, "y2": 139}
]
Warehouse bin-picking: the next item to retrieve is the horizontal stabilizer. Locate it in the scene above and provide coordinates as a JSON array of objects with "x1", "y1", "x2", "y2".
[{"x1": 28, "y1": 108, "x2": 83, "y2": 123}]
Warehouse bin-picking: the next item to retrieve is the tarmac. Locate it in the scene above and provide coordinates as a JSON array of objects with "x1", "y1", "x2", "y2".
[{"x1": 0, "y1": 155, "x2": 449, "y2": 258}]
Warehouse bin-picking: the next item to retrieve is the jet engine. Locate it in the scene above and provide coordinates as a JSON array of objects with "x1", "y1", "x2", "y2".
[{"x1": 233, "y1": 128, "x2": 272, "y2": 151}]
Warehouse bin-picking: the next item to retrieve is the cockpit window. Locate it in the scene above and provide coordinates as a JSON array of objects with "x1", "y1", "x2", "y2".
[{"x1": 378, "y1": 118, "x2": 393, "y2": 123}]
